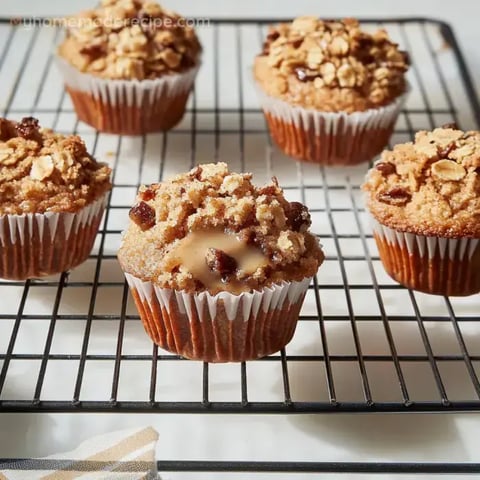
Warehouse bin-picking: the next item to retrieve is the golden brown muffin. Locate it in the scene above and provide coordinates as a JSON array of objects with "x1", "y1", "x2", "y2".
[
  {"x1": 363, "y1": 125, "x2": 480, "y2": 296},
  {"x1": 254, "y1": 17, "x2": 409, "y2": 165},
  {"x1": 0, "y1": 117, "x2": 112, "y2": 280},
  {"x1": 55, "y1": 0, "x2": 202, "y2": 134},
  {"x1": 118, "y1": 162, "x2": 323, "y2": 294},
  {"x1": 254, "y1": 17, "x2": 409, "y2": 113},
  {"x1": 58, "y1": 0, "x2": 201, "y2": 80},
  {"x1": 118, "y1": 163, "x2": 324, "y2": 362},
  {"x1": 363, "y1": 125, "x2": 480, "y2": 237}
]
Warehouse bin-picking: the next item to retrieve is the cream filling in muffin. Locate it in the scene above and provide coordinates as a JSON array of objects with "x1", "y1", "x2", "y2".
[{"x1": 168, "y1": 230, "x2": 269, "y2": 294}]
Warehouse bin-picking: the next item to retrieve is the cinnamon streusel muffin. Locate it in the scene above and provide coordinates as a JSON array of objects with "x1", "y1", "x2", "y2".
[
  {"x1": 0, "y1": 117, "x2": 112, "y2": 280},
  {"x1": 118, "y1": 163, "x2": 324, "y2": 362},
  {"x1": 254, "y1": 17, "x2": 410, "y2": 165},
  {"x1": 56, "y1": 0, "x2": 201, "y2": 135},
  {"x1": 363, "y1": 125, "x2": 480, "y2": 296}
]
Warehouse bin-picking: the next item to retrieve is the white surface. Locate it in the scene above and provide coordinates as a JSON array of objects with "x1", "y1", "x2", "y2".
[{"x1": 0, "y1": 1, "x2": 480, "y2": 479}]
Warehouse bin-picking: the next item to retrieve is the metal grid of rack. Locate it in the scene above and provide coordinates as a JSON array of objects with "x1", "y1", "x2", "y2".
[{"x1": 0, "y1": 15, "x2": 480, "y2": 476}]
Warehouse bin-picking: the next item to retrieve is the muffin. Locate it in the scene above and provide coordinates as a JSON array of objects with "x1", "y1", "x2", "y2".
[
  {"x1": 56, "y1": 0, "x2": 201, "y2": 135},
  {"x1": 363, "y1": 125, "x2": 480, "y2": 296},
  {"x1": 0, "y1": 117, "x2": 112, "y2": 280},
  {"x1": 254, "y1": 17, "x2": 410, "y2": 165},
  {"x1": 118, "y1": 163, "x2": 324, "y2": 362}
]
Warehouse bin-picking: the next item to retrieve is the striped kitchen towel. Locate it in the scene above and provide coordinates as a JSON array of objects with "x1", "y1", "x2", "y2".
[{"x1": 0, "y1": 426, "x2": 159, "y2": 480}]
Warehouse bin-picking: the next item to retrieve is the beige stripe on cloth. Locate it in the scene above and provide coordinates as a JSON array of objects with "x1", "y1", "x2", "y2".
[
  {"x1": 0, "y1": 427, "x2": 159, "y2": 480},
  {"x1": 41, "y1": 427, "x2": 158, "y2": 480}
]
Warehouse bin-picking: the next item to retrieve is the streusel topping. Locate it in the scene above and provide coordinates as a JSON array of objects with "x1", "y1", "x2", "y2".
[
  {"x1": 58, "y1": 0, "x2": 201, "y2": 80},
  {"x1": 0, "y1": 117, "x2": 112, "y2": 215},
  {"x1": 254, "y1": 17, "x2": 409, "y2": 112},
  {"x1": 118, "y1": 163, "x2": 324, "y2": 294},
  {"x1": 363, "y1": 125, "x2": 480, "y2": 237}
]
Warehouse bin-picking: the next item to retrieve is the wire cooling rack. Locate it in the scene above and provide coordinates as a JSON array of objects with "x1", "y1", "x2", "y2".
[{"x1": 1, "y1": 15, "x2": 480, "y2": 477}]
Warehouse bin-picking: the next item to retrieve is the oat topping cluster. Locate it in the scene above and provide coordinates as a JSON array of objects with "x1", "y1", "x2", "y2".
[
  {"x1": 58, "y1": 0, "x2": 201, "y2": 80},
  {"x1": 363, "y1": 125, "x2": 480, "y2": 237},
  {"x1": 255, "y1": 17, "x2": 409, "y2": 111},
  {"x1": 0, "y1": 117, "x2": 112, "y2": 215},
  {"x1": 118, "y1": 163, "x2": 324, "y2": 293}
]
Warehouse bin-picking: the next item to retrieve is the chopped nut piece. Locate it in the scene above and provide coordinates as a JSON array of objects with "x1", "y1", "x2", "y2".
[
  {"x1": 0, "y1": 148, "x2": 14, "y2": 163},
  {"x1": 449, "y1": 143, "x2": 474, "y2": 160},
  {"x1": 307, "y1": 48, "x2": 324, "y2": 68},
  {"x1": 431, "y1": 159, "x2": 466, "y2": 181},
  {"x1": 129, "y1": 201, "x2": 156, "y2": 230},
  {"x1": 291, "y1": 16, "x2": 318, "y2": 34},
  {"x1": 30, "y1": 155, "x2": 54, "y2": 181},
  {"x1": 330, "y1": 36, "x2": 349, "y2": 55},
  {"x1": 320, "y1": 62, "x2": 336, "y2": 86},
  {"x1": 160, "y1": 48, "x2": 182, "y2": 69},
  {"x1": 373, "y1": 67, "x2": 390, "y2": 80},
  {"x1": 205, "y1": 248, "x2": 238, "y2": 278},
  {"x1": 337, "y1": 63, "x2": 356, "y2": 87}
]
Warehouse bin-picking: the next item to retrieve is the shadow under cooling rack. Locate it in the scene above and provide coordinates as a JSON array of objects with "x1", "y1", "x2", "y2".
[{"x1": 0, "y1": 16, "x2": 479, "y2": 420}]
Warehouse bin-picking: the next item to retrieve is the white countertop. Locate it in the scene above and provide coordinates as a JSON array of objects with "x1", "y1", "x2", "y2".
[{"x1": 1, "y1": 1, "x2": 480, "y2": 479}]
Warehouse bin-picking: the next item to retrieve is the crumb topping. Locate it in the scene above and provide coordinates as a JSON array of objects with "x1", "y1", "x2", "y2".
[
  {"x1": 363, "y1": 125, "x2": 480, "y2": 237},
  {"x1": 118, "y1": 163, "x2": 324, "y2": 294},
  {"x1": 0, "y1": 117, "x2": 112, "y2": 215},
  {"x1": 58, "y1": 0, "x2": 201, "y2": 80},
  {"x1": 254, "y1": 17, "x2": 409, "y2": 112}
]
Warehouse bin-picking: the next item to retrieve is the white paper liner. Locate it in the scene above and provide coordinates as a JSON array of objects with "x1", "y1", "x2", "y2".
[
  {"x1": 256, "y1": 85, "x2": 408, "y2": 136},
  {"x1": 124, "y1": 272, "x2": 311, "y2": 322},
  {"x1": 369, "y1": 214, "x2": 480, "y2": 261},
  {"x1": 0, "y1": 195, "x2": 108, "y2": 247},
  {"x1": 55, "y1": 56, "x2": 200, "y2": 108}
]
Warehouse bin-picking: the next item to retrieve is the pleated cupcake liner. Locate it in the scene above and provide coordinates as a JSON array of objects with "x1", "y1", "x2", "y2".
[
  {"x1": 0, "y1": 195, "x2": 108, "y2": 280},
  {"x1": 55, "y1": 56, "x2": 200, "y2": 135},
  {"x1": 370, "y1": 215, "x2": 480, "y2": 296},
  {"x1": 124, "y1": 272, "x2": 312, "y2": 362},
  {"x1": 256, "y1": 86, "x2": 408, "y2": 165}
]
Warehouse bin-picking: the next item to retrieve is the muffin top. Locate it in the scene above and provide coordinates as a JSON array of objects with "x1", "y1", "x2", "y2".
[
  {"x1": 363, "y1": 125, "x2": 480, "y2": 238},
  {"x1": 0, "y1": 117, "x2": 112, "y2": 215},
  {"x1": 118, "y1": 163, "x2": 324, "y2": 294},
  {"x1": 254, "y1": 17, "x2": 409, "y2": 112},
  {"x1": 58, "y1": 0, "x2": 201, "y2": 80}
]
